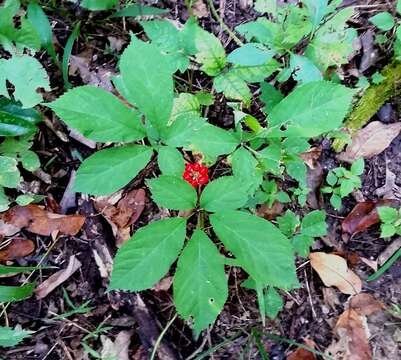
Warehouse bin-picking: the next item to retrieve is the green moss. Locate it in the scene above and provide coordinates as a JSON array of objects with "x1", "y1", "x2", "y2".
[{"x1": 333, "y1": 60, "x2": 401, "y2": 152}]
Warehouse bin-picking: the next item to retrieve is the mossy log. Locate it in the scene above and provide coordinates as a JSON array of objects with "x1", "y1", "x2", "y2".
[{"x1": 333, "y1": 60, "x2": 401, "y2": 152}]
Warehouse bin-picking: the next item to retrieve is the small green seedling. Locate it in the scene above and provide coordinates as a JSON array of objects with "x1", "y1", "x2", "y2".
[
  {"x1": 0, "y1": 136, "x2": 42, "y2": 211},
  {"x1": 249, "y1": 180, "x2": 290, "y2": 209},
  {"x1": 289, "y1": 185, "x2": 310, "y2": 207},
  {"x1": 369, "y1": 1, "x2": 401, "y2": 60},
  {"x1": 277, "y1": 209, "x2": 327, "y2": 257},
  {"x1": 378, "y1": 206, "x2": 401, "y2": 238},
  {"x1": 321, "y1": 159, "x2": 364, "y2": 210}
]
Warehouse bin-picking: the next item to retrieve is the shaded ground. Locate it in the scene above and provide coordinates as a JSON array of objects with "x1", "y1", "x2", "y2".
[{"x1": 1, "y1": 0, "x2": 401, "y2": 359}]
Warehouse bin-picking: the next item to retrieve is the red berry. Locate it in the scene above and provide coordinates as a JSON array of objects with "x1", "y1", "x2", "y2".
[{"x1": 182, "y1": 162, "x2": 209, "y2": 187}]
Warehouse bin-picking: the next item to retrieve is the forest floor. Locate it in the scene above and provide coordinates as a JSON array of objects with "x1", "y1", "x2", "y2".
[{"x1": 1, "y1": 0, "x2": 401, "y2": 359}]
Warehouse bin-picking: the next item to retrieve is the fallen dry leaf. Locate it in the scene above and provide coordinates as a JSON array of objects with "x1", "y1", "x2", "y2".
[
  {"x1": 0, "y1": 205, "x2": 85, "y2": 237},
  {"x1": 94, "y1": 189, "x2": 146, "y2": 246},
  {"x1": 300, "y1": 147, "x2": 322, "y2": 169},
  {"x1": 310, "y1": 252, "x2": 362, "y2": 295},
  {"x1": 349, "y1": 293, "x2": 384, "y2": 316},
  {"x1": 101, "y1": 330, "x2": 132, "y2": 360},
  {"x1": 378, "y1": 237, "x2": 401, "y2": 265},
  {"x1": 192, "y1": 0, "x2": 208, "y2": 17},
  {"x1": 360, "y1": 257, "x2": 378, "y2": 271},
  {"x1": 287, "y1": 339, "x2": 316, "y2": 360},
  {"x1": 256, "y1": 201, "x2": 284, "y2": 220},
  {"x1": 152, "y1": 276, "x2": 173, "y2": 292},
  {"x1": 35, "y1": 255, "x2": 82, "y2": 299},
  {"x1": 341, "y1": 200, "x2": 399, "y2": 240},
  {"x1": 331, "y1": 308, "x2": 372, "y2": 360},
  {"x1": 326, "y1": 293, "x2": 383, "y2": 360},
  {"x1": 0, "y1": 238, "x2": 35, "y2": 261},
  {"x1": 70, "y1": 49, "x2": 115, "y2": 92},
  {"x1": 375, "y1": 165, "x2": 401, "y2": 199},
  {"x1": 306, "y1": 163, "x2": 324, "y2": 209},
  {"x1": 338, "y1": 121, "x2": 401, "y2": 163}
]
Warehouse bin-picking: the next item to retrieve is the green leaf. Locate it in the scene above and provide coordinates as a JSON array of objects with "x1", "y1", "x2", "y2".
[
  {"x1": 254, "y1": 0, "x2": 277, "y2": 14},
  {"x1": 80, "y1": 0, "x2": 118, "y2": 10},
  {"x1": 163, "y1": 116, "x2": 206, "y2": 147},
  {"x1": 305, "y1": 7, "x2": 357, "y2": 70},
  {"x1": 200, "y1": 176, "x2": 249, "y2": 212},
  {"x1": 182, "y1": 19, "x2": 226, "y2": 76},
  {"x1": 350, "y1": 158, "x2": 364, "y2": 176},
  {"x1": 170, "y1": 93, "x2": 201, "y2": 123},
  {"x1": 15, "y1": 194, "x2": 36, "y2": 206},
  {"x1": 0, "y1": 156, "x2": 20, "y2": 188},
  {"x1": 141, "y1": 20, "x2": 189, "y2": 73},
  {"x1": 174, "y1": 230, "x2": 228, "y2": 336},
  {"x1": 157, "y1": 146, "x2": 185, "y2": 177},
  {"x1": 236, "y1": 18, "x2": 278, "y2": 45},
  {"x1": 110, "y1": 217, "x2": 186, "y2": 291},
  {"x1": 302, "y1": 0, "x2": 329, "y2": 30},
  {"x1": 290, "y1": 53, "x2": 322, "y2": 84},
  {"x1": 292, "y1": 234, "x2": 314, "y2": 257},
  {"x1": 339, "y1": 179, "x2": 356, "y2": 197},
  {"x1": 187, "y1": 122, "x2": 239, "y2": 161},
  {"x1": 0, "y1": 1, "x2": 41, "y2": 52},
  {"x1": 228, "y1": 60, "x2": 280, "y2": 83},
  {"x1": 48, "y1": 85, "x2": 145, "y2": 143},
  {"x1": 277, "y1": 210, "x2": 300, "y2": 238},
  {"x1": 378, "y1": 206, "x2": 398, "y2": 223},
  {"x1": 213, "y1": 72, "x2": 252, "y2": 105},
  {"x1": 330, "y1": 193, "x2": 342, "y2": 210},
  {"x1": 380, "y1": 223, "x2": 396, "y2": 238},
  {"x1": 74, "y1": 145, "x2": 153, "y2": 196},
  {"x1": 195, "y1": 92, "x2": 214, "y2": 106},
  {"x1": 0, "y1": 283, "x2": 34, "y2": 302},
  {"x1": 0, "y1": 98, "x2": 41, "y2": 136},
  {"x1": 210, "y1": 210, "x2": 298, "y2": 289},
  {"x1": 0, "y1": 326, "x2": 32, "y2": 347},
  {"x1": 27, "y1": 2, "x2": 58, "y2": 63},
  {"x1": 264, "y1": 287, "x2": 283, "y2": 319},
  {"x1": 112, "y1": 4, "x2": 168, "y2": 17},
  {"x1": 227, "y1": 44, "x2": 274, "y2": 66},
  {"x1": 20, "y1": 150, "x2": 40, "y2": 172},
  {"x1": 301, "y1": 210, "x2": 327, "y2": 237},
  {"x1": 327, "y1": 171, "x2": 338, "y2": 186},
  {"x1": 0, "y1": 188, "x2": 9, "y2": 212},
  {"x1": 0, "y1": 265, "x2": 38, "y2": 276},
  {"x1": 260, "y1": 82, "x2": 283, "y2": 113},
  {"x1": 13, "y1": 17, "x2": 41, "y2": 50},
  {"x1": 62, "y1": 21, "x2": 80, "y2": 89},
  {"x1": 231, "y1": 147, "x2": 262, "y2": 195},
  {"x1": 0, "y1": 55, "x2": 50, "y2": 108},
  {"x1": 119, "y1": 39, "x2": 174, "y2": 133},
  {"x1": 370, "y1": 12, "x2": 395, "y2": 31},
  {"x1": 268, "y1": 81, "x2": 355, "y2": 138},
  {"x1": 285, "y1": 156, "x2": 307, "y2": 187},
  {"x1": 148, "y1": 175, "x2": 197, "y2": 210},
  {"x1": 257, "y1": 143, "x2": 282, "y2": 175}
]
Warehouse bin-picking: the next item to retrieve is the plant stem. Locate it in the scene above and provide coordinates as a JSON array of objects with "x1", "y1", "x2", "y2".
[
  {"x1": 150, "y1": 313, "x2": 178, "y2": 360},
  {"x1": 206, "y1": 0, "x2": 244, "y2": 47}
]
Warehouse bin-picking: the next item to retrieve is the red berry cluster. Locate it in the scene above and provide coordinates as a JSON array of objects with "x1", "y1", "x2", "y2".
[{"x1": 182, "y1": 163, "x2": 209, "y2": 187}]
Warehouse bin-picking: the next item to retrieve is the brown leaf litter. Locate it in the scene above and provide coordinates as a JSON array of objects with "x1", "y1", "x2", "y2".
[
  {"x1": 35, "y1": 255, "x2": 82, "y2": 299},
  {"x1": 338, "y1": 121, "x2": 401, "y2": 163},
  {"x1": 94, "y1": 188, "x2": 146, "y2": 246},
  {"x1": 0, "y1": 205, "x2": 85, "y2": 237},
  {"x1": 326, "y1": 293, "x2": 384, "y2": 360},
  {"x1": 310, "y1": 252, "x2": 362, "y2": 295}
]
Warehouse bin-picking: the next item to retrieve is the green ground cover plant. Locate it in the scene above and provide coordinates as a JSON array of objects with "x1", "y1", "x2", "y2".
[
  {"x1": 2, "y1": 0, "x2": 401, "y2": 351},
  {"x1": 46, "y1": 1, "x2": 358, "y2": 336}
]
